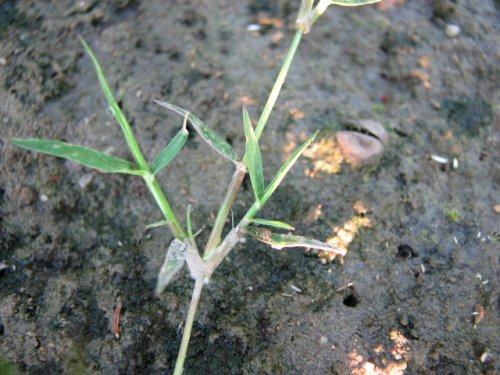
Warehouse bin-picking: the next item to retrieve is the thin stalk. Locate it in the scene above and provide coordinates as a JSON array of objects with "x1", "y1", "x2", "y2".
[
  {"x1": 174, "y1": 277, "x2": 205, "y2": 375},
  {"x1": 204, "y1": 162, "x2": 246, "y2": 257},
  {"x1": 298, "y1": 0, "x2": 314, "y2": 20},
  {"x1": 204, "y1": 31, "x2": 304, "y2": 256},
  {"x1": 117, "y1": 115, "x2": 149, "y2": 171},
  {"x1": 255, "y1": 30, "x2": 303, "y2": 140},
  {"x1": 143, "y1": 173, "x2": 186, "y2": 240}
]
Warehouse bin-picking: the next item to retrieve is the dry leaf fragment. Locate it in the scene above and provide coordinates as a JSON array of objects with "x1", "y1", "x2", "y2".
[
  {"x1": 473, "y1": 304, "x2": 484, "y2": 325},
  {"x1": 289, "y1": 107, "x2": 305, "y2": 120}
]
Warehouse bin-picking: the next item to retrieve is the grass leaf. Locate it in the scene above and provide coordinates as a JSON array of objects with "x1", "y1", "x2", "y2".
[
  {"x1": 80, "y1": 37, "x2": 147, "y2": 168},
  {"x1": 247, "y1": 227, "x2": 346, "y2": 256},
  {"x1": 154, "y1": 100, "x2": 239, "y2": 163},
  {"x1": 11, "y1": 138, "x2": 142, "y2": 175},
  {"x1": 151, "y1": 118, "x2": 189, "y2": 174},
  {"x1": 155, "y1": 239, "x2": 188, "y2": 296},
  {"x1": 328, "y1": 0, "x2": 380, "y2": 6},
  {"x1": 250, "y1": 218, "x2": 295, "y2": 231},
  {"x1": 243, "y1": 107, "x2": 264, "y2": 202},
  {"x1": 261, "y1": 131, "x2": 318, "y2": 204}
]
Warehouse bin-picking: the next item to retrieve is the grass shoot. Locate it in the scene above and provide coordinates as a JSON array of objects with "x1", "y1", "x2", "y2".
[{"x1": 11, "y1": 1, "x2": 380, "y2": 373}]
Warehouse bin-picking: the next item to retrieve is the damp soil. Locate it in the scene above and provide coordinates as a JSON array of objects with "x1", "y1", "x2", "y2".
[{"x1": 1, "y1": 1, "x2": 499, "y2": 374}]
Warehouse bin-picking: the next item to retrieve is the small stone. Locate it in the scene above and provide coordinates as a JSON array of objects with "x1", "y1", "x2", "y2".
[
  {"x1": 0, "y1": 261, "x2": 8, "y2": 275},
  {"x1": 336, "y1": 131, "x2": 384, "y2": 168},
  {"x1": 246, "y1": 24, "x2": 261, "y2": 32},
  {"x1": 357, "y1": 119, "x2": 389, "y2": 146},
  {"x1": 319, "y1": 336, "x2": 328, "y2": 345},
  {"x1": 431, "y1": 101, "x2": 441, "y2": 110},
  {"x1": 18, "y1": 186, "x2": 36, "y2": 206},
  {"x1": 480, "y1": 351, "x2": 490, "y2": 363},
  {"x1": 40, "y1": 194, "x2": 48, "y2": 202},
  {"x1": 78, "y1": 173, "x2": 94, "y2": 189},
  {"x1": 399, "y1": 313, "x2": 409, "y2": 326},
  {"x1": 445, "y1": 24, "x2": 460, "y2": 38}
]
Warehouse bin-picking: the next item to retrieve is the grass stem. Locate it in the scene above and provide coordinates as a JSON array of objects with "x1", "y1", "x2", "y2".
[
  {"x1": 255, "y1": 30, "x2": 303, "y2": 140},
  {"x1": 204, "y1": 30, "x2": 304, "y2": 257},
  {"x1": 173, "y1": 277, "x2": 205, "y2": 375},
  {"x1": 143, "y1": 173, "x2": 186, "y2": 240},
  {"x1": 204, "y1": 162, "x2": 246, "y2": 257}
]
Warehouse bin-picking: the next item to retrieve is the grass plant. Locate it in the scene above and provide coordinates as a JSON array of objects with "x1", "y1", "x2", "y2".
[{"x1": 11, "y1": 1, "x2": 380, "y2": 373}]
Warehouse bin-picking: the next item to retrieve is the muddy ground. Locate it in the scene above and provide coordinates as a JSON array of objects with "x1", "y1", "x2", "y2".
[{"x1": 0, "y1": 0, "x2": 499, "y2": 374}]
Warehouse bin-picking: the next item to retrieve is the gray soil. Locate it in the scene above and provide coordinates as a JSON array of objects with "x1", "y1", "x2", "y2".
[{"x1": 1, "y1": 0, "x2": 499, "y2": 374}]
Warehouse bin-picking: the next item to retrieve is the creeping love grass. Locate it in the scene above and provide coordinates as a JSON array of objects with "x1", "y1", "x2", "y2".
[{"x1": 11, "y1": 1, "x2": 380, "y2": 373}]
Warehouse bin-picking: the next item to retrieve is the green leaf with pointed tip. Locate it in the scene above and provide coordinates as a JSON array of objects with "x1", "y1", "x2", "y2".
[
  {"x1": 151, "y1": 126, "x2": 189, "y2": 175},
  {"x1": 329, "y1": 0, "x2": 380, "y2": 6},
  {"x1": 247, "y1": 227, "x2": 346, "y2": 256},
  {"x1": 251, "y1": 218, "x2": 295, "y2": 231},
  {"x1": 243, "y1": 107, "x2": 264, "y2": 202},
  {"x1": 11, "y1": 138, "x2": 142, "y2": 175},
  {"x1": 261, "y1": 132, "x2": 318, "y2": 204},
  {"x1": 80, "y1": 37, "x2": 146, "y2": 167},
  {"x1": 154, "y1": 100, "x2": 239, "y2": 163},
  {"x1": 155, "y1": 239, "x2": 188, "y2": 296}
]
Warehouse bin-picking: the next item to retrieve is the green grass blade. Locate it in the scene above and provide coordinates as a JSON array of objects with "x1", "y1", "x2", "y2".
[
  {"x1": 154, "y1": 100, "x2": 239, "y2": 163},
  {"x1": 185, "y1": 205, "x2": 201, "y2": 254},
  {"x1": 261, "y1": 131, "x2": 318, "y2": 204},
  {"x1": 151, "y1": 118, "x2": 189, "y2": 175},
  {"x1": 146, "y1": 220, "x2": 167, "y2": 230},
  {"x1": 246, "y1": 227, "x2": 346, "y2": 256},
  {"x1": 11, "y1": 138, "x2": 142, "y2": 175},
  {"x1": 80, "y1": 37, "x2": 148, "y2": 169},
  {"x1": 186, "y1": 205, "x2": 194, "y2": 240},
  {"x1": 328, "y1": 0, "x2": 380, "y2": 6},
  {"x1": 250, "y1": 218, "x2": 295, "y2": 231},
  {"x1": 242, "y1": 107, "x2": 264, "y2": 202},
  {"x1": 155, "y1": 239, "x2": 188, "y2": 296}
]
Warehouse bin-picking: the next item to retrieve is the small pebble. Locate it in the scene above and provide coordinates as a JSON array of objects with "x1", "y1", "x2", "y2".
[
  {"x1": 480, "y1": 351, "x2": 490, "y2": 363},
  {"x1": 247, "y1": 24, "x2": 261, "y2": 32},
  {"x1": 431, "y1": 101, "x2": 441, "y2": 110},
  {"x1": 445, "y1": 24, "x2": 460, "y2": 38},
  {"x1": 319, "y1": 336, "x2": 329, "y2": 345},
  {"x1": 336, "y1": 131, "x2": 385, "y2": 168},
  {"x1": 430, "y1": 155, "x2": 449, "y2": 164},
  {"x1": 0, "y1": 261, "x2": 9, "y2": 273},
  {"x1": 18, "y1": 186, "x2": 36, "y2": 206},
  {"x1": 399, "y1": 313, "x2": 409, "y2": 326},
  {"x1": 78, "y1": 173, "x2": 94, "y2": 189},
  {"x1": 40, "y1": 194, "x2": 48, "y2": 202}
]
